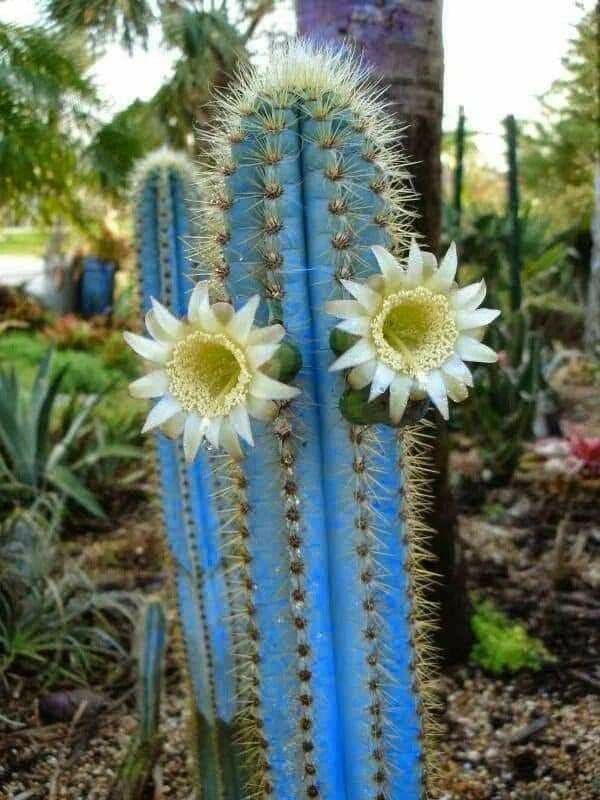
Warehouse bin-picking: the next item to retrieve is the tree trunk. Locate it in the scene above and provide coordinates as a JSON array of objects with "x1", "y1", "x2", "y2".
[
  {"x1": 297, "y1": 0, "x2": 472, "y2": 663},
  {"x1": 585, "y1": 164, "x2": 600, "y2": 356}
]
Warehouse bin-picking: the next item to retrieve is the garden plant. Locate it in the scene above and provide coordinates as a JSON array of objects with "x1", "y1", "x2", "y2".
[{"x1": 128, "y1": 42, "x2": 499, "y2": 800}]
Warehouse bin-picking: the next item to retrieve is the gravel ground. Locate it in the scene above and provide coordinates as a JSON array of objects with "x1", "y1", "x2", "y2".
[{"x1": 2, "y1": 369, "x2": 598, "y2": 798}]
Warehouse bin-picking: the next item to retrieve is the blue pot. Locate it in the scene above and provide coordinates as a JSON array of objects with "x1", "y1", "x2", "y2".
[{"x1": 79, "y1": 257, "x2": 115, "y2": 316}]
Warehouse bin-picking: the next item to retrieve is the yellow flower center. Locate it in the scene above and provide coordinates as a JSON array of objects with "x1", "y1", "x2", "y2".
[
  {"x1": 166, "y1": 329, "x2": 252, "y2": 417},
  {"x1": 371, "y1": 287, "x2": 458, "y2": 378}
]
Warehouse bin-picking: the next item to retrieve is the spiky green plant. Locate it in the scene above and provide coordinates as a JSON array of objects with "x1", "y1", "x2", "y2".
[{"x1": 131, "y1": 44, "x2": 500, "y2": 800}]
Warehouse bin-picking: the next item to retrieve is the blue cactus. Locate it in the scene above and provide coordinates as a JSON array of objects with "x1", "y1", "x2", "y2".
[
  {"x1": 130, "y1": 42, "x2": 472, "y2": 799},
  {"x1": 133, "y1": 150, "x2": 246, "y2": 796}
]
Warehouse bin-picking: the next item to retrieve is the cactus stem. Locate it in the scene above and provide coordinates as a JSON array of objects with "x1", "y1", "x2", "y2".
[
  {"x1": 349, "y1": 423, "x2": 394, "y2": 798},
  {"x1": 273, "y1": 406, "x2": 320, "y2": 797},
  {"x1": 398, "y1": 422, "x2": 443, "y2": 795},
  {"x1": 223, "y1": 459, "x2": 272, "y2": 798}
]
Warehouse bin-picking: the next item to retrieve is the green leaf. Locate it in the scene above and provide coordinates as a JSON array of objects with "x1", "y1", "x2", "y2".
[{"x1": 48, "y1": 466, "x2": 105, "y2": 518}]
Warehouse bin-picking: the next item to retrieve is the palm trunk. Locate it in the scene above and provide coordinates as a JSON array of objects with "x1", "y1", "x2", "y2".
[{"x1": 297, "y1": 0, "x2": 472, "y2": 663}]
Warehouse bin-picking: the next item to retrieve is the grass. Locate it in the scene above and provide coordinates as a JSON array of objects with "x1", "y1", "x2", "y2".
[
  {"x1": 0, "y1": 331, "x2": 139, "y2": 394},
  {"x1": 0, "y1": 228, "x2": 49, "y2": 257}
]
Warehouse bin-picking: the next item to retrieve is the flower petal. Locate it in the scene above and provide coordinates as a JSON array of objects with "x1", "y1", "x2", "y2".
[
  {"x1": 206, "y1": 417, "x2": 222, "y2": 448},
  {"x1": 142, "y1": 395, "x2": 182, "y2": 433},
  {"x1": 340, "y1": 280, "x2": 381, "y2": 314},
  {"x1": 183, "y1": 414, "x2": 208, "y2": 463},
  {"x1": 230, "y1": 405, "x2": 254, "y2": 446},
  {"x1": 368, "y1": 362, "x2": 396, "y2": 402},
  {"x1": 442, "y1": 373, "x2": 469, "y2": 403},
  {"x1": 251, "y1": 372, "x2": 300, "y2": 401},
  {"x1": 124, "y1": 331, "x2": 171, "y2": 364},
  {"x1": 348, "y1": 360, "x2": 377, "y2": 390},
  {"x1": 220, "y1": 420, "x2": 244, "y2": 460},
  {"x1": 325, "y1": 300, "x2": 367, "y2": 320},
  {"x1": 371, "y1": 244, "x2": 401, "y2": 281},
  {"x1": 227, "y1": 294, "x2": 260, "y2": 343},
  {"x1": 337, "y1": 317, "x2": 371, "y2": 336},
  {"x1": 247, "y1": 395, "x2": 277, "y2": 421},
  {"x1": 161, "y1": 411, "x2": 186, "y2": 439},
  {"x1": 188, "y1": 281, "x2": 210, "y2": 322},
  {"x1": 451, "y1": 279, "x2": 487, "y2": 311},
  {"x1": 431, "y1": 241, "x2": 458, "y2": 291},
  {"x1": 422, "y1": 251, "x2": 438, "y2": 278},
  {"x1": 423, "y1": 369, "x2": 449, "y2": 419},
  {"x1": 406, "y1": 238, "x2": 423, "y2": 285},
  {"x1": 247, "y1": 343, "x2": 280, "y2": 368},
  {"x1": 129, "y1": 370, "x2": 169, "y2": 399},
  {"x1": 455, "y1": 307, "x2": 501, "y2": 331},
  {"x1": 456, "y1": 335, "x2": 498, "y2": 363},
  {"x1": 248, "y1": 324, "x2": 286, "y2": 346},
  {"x1": 441, "y1": 354, "x2": 473, "y2": 387},
  {"x1": 145, "y1": 310, "x2": 170, "y2": 342},
  {"x1": 330, "y1": 339, "x2": 376, "y2": 371},
  {"x1": 389, "y1": 374, "x2": 412, "y2": 424},
  {"x1": 151, "y1": 297, "x2": 183, "y2": 338}
]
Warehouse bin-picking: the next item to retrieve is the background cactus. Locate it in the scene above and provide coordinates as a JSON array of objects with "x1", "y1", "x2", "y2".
[
  {"x1": 110, "y1": 599, "x2": 168, "y2": 800},
  {"x1": 132, "y1": 149, "x2": 245, "y2": 796},
  {"x1": 134, "y1": 45, "x2": 439, "y2": 800}
]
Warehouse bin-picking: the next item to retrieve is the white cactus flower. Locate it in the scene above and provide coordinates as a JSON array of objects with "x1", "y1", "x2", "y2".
[
  {"x1": 124, "y1": 283, "x2": 299, "y2": 461},
  {"x1": 326, "y1": 241, "x2": 500, "y2": 423}
]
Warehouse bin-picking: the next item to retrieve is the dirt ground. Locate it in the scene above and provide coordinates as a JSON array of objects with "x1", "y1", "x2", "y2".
[{"x1": 1, "y1": 364, "x2": 598, "y2": 800}]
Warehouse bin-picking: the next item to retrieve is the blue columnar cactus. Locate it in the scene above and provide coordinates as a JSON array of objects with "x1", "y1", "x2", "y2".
[
  {"x1": 130, "y1": 43, "x2": 499, "y2": 800},
  {"x1": 198, "y1": 44, "x2": 428, "y2": 800},
  {"x1": 132, "y1": 150, "x2": 245, "y2": 796}
]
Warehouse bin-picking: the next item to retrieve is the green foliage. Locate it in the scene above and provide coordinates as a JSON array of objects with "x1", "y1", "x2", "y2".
[
  {"x1": 521, "y1": 7, "x2": 598, "y2": 227},
  {"x1": 0, "y1": 331, "x2": 137, "y2": 393},
  {"x1": 0, "y1": 22, "x2": 97, "y2": 225},
  {"x1": 44, "y1": 0, "x2": 155, "y2": 51},
  {"x1": 87, "y1": 101, "x2": 167, "y2": 198},
  {"x1": 0, "y1": 228, "x2": 50, "y2": 256},
  {"x1": 0, "y1": 502, "x2": 137, "y2": 689},
  {"x1": 460, "y1": 312, "x2": 552, "y2": 481},
  {"x1": 0, "y1": 351, "x2": 141, "y2": 517},
  {"x1": 471, "y1": 599, "x2": 553, "y2": 675}
]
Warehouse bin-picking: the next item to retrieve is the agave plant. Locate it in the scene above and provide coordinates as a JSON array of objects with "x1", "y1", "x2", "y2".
[
  {"x1": 0, "y1": 501, "x2": 136, "y2": 689},
  {"x1": 130, "y1": 42, "x2": 499, "y2": 800},
  {"x1": 0, "y1": 350, "x2": 140, "y2": 517}
]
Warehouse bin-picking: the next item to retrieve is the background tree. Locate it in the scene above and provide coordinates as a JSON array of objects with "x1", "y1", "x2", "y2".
[
  {"x1": 47, "y1": 0, "x2": 277, "y2": 197},
  {"x1": 520, "y1": 6, "x2": 598, "y2": 228},
  {"x1": 296, "y1": 0, "x2": 472, "y2": 662},
  {"x1": 0, "y1": 22, "x2": 98, "y2": 225}
]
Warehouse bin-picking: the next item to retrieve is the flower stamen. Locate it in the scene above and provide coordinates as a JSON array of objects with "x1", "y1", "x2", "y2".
[
  {"x1": 371, "y1": 288, "x2": 458, "y2": 378},
  {"x1": 166, "y1": 330, "x2": 252, "y2": 418}
]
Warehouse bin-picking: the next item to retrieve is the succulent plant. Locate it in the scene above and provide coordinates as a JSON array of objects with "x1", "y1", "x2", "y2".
[{"x1": 130, "y1": 43, "x2": 499, "y2": 800}]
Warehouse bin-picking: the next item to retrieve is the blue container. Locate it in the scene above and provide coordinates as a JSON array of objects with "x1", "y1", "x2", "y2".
[{"x1": 79, "y1": 257, "x2": 115, "y2": 316}]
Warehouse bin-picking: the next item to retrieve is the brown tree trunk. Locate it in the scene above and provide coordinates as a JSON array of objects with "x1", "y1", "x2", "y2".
[
  {"x1": 297, "y1": 0, "x2": 472, "y2": 663},
  {"x1": 585, "y1": 164, "x2": 600, "y2": 357}
]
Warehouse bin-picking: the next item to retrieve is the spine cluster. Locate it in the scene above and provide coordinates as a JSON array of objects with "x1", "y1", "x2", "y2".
[
  {"x1": 223, "y1": 461, "x2": 272, "y2": 797},
  {"x1": 274, "y1": 410, "x2": 320, "y2": 797}
]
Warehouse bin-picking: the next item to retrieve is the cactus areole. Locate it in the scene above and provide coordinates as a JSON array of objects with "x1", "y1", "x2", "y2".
[{"x1": 130, "y1": 43, "x2": 499, "y2": 800}]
